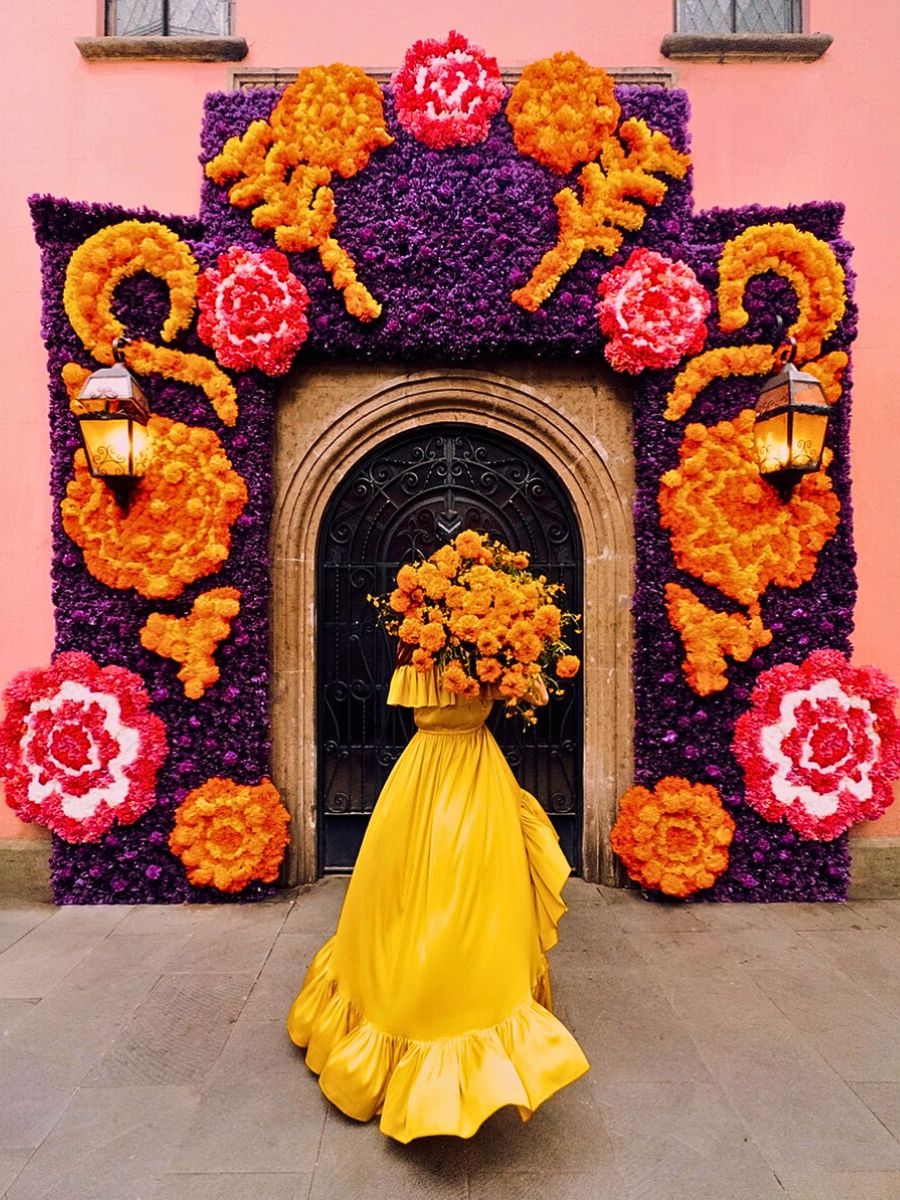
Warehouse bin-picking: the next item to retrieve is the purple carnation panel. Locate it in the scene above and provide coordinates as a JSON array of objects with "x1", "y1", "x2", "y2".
[{"x1": 28, "y1": 78, "x2": 856, "y2": 902}]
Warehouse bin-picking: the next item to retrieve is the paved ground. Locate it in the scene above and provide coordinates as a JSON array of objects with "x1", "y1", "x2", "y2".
[{"x1": 2, "y1": 880, "x2": 900, "y2": 1200}]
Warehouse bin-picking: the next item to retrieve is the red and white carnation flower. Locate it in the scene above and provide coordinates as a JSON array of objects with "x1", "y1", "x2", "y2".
[
  {"x1": 197, "y1": 246, "x2": 310, "y2": 376},
  {"x1": 0, "y1": 651, "x2": 168, "y2": 843},
  {"x1": 732, "y1": 649, "x2": 900, "y2": 841},
  {"x1": 391, "y1": 30, "x2": 505, "y2": 150},
  {"x1": 596, "y1": 248, "x2": 711, "y2": 374}
]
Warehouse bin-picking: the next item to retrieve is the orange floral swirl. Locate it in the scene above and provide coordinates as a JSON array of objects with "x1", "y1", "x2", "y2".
[
  {"x1": 62, "y1": 220, "x2": 238, "y2": 425},
  {"x1": 665, "y1": 583, "x2": 772, "y2": 696},
  {"x1": 61, "y1": 416, "x2": 248, "y2": 600},
  {"x1": 658, "y1": 410, "x2": 841, "y2": 610},
  {"x1": 169, "y1": 777, "x2": 290, "y2": 893},
  {"x1": 663, "y1": 223, "x2": 847, "y2": 421}
]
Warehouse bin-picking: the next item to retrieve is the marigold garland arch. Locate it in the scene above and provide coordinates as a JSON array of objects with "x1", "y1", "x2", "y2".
[{"x1": 270, "y1": 367, "x2": 635, "y2": 885}]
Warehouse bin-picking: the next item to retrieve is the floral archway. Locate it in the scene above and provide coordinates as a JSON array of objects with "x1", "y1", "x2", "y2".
[{"x1": 9, "y1": 33, "x2": 898, "y2": 903}]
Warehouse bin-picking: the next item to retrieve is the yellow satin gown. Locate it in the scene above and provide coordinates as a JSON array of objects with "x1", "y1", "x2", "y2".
[{"x1": 286, "y1": 666, "x2": 589, "y2": 1142}]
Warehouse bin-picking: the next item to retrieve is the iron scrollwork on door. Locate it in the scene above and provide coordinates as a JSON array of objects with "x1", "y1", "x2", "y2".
[{"x1": 316, "y1": 424, "x2": 584, "y2": 872}]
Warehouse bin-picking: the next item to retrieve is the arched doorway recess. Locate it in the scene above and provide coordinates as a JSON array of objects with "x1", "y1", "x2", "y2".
[{"x1": 271, "y1": 363, "x2": 634, "y2": 886}]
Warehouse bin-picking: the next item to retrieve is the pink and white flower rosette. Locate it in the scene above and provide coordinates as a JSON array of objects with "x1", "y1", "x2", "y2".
[
  {"x1": 391, "y1": 31, "x2": 505, "y2": 149},
  {"x1": 197, "y1": 247, "x2": 310, "y2": 376},
  {"x1": 596, "y1": 248, "x2": 711, "y2": 374},
  {"x1": 732, "y1": 649, "x2": 900, "y2": 841},
  {"x1": 0, "y1": 651, "x2": 167, "y2": 843}
]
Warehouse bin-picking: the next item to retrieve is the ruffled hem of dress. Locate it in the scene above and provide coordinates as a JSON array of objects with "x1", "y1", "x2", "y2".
[
  {"x1": 519, "y1": 789, "x2": 571, "y2": 955},
  {"x1": 286, "y1": 938, "x2": 589, "y2": 1142}
]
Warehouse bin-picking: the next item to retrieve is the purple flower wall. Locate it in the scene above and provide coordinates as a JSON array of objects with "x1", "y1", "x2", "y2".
[{"x1": 29, "y1": 79, "x2": 857, "y2": 902}]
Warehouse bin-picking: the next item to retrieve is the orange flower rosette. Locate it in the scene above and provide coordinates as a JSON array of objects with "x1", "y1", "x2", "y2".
[
  {"x1": 61, "y1": 416, "x2": 248, "y2": 600},
  {"x1": 372, "y1": 530, "x2": 580, "y2": 722},
  {"x1": 169, "y1": 776, "x2": 290, "y2": 893},
  {"x1": 610, "y1": 776, "x2": 735, "y2": 898}
]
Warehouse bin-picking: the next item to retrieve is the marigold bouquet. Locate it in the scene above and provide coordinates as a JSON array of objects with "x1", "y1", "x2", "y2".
[{"x1": 371, "y1": 530, "x2": 580, "y2": 722}]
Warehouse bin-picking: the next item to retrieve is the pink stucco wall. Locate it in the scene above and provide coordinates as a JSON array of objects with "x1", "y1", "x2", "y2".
[{"x1": 3, "y1": 1, "x2": 898, "y2": 837}]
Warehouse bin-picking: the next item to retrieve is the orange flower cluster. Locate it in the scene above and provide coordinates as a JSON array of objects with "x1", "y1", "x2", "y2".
[
  {"x1": 512, "y1": 118, "x2": 690, "y2": 312},
  {"x1": 169, "y1": 777, "x2": 290, "y2": 893},
  {"x1": 659, "y1": 410, "x2": 841, "y2": 609},
  {"x1": 665, "y1": 583, "x2": 772, "y2": 696},
  {"x1": 610, "y1": 776, "x2": 735, "y2": 898},
  {"x1": 505, "y1": 52, "x2": 621, "y2": 175},
  {"x1": 373, "y1": 529, "x2": 580, "y2": 722},
  {"x1": 205, "y1": 65, "x2": 392, "y2": 322},
  {"x1": 717, "y1": 223, "x2": 846, "y2": 362},
  {"x1": 663, "y1": 223, "x2": 848, "y2": 422},
  {"x1": 140, "y1": 587, "x2": 241, "y2": 699},
  {"x1": 62, "y1": 220, "x2": 239, "y2": 426},
  {"x1": 61, "y1": 415, "x2": 248, "y2": 600}
]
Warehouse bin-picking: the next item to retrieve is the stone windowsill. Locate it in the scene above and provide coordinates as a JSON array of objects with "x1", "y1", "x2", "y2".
[
  {"x1": 661, "y1": 32, "x2": 832, "y2": 63},
  {"x1": 76, "y1": 35, "x2": 248, "y2": 62}
]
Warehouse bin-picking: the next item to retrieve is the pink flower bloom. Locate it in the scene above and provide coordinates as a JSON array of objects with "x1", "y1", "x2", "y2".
[
  {"x1": 597, "y1": 249, "x2": 711, "y2": 374},
  {"x1": 197, "y1": 247, "x2": 310, "y2": 376},
  {"x1": 391, "y1": 30, "x2": 505, "y2": 150},
  {"x1": 732, "y1": 649, "x2": 900, "y2": 841},
  {"x1": 0, "y1": 652, "x2": 168, "y2": 843}
]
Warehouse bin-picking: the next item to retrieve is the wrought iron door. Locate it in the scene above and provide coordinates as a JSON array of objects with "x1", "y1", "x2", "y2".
[{"x1": 316, "y1": 424, "x2": 584, "y2": 872}]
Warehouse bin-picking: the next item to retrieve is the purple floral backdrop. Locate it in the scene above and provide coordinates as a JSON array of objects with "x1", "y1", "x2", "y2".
[{"x1": 29, "y1": 81, "x2": 856, "y2": 902}]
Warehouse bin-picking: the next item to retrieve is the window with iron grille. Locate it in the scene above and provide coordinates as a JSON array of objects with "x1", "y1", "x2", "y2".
[
  {"x1": 105, "y1": 0, "x2": 232, "y2": 36},
  {"x1": 675, "y1": 0, "x2": 802, "y2": 33}
]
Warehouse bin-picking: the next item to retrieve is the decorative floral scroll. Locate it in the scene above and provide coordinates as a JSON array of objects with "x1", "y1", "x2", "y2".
[
  {"x1": 0, "y1": 652, "x2": 167, "y2": 843},
  {"x1": 169, "y1": 776, "x2": 290, "y2": 892},
  {"x1": 140, "y1": 587, "x2": 241, "y2": 699},
  {"x1": 733, "y1": 650, "x2": 900, "y2": 841},
  {"x1": 62, "y1": 219, "x2": 238, "y2": 425},
  {"x1": 610, "y1": 776, "x2": 735, "y2": 898},
  {"x1": 664, "y1": 222, "x2": 848, "y2": 421},
  {"x1": 204, "y1": 64, "x2": 392, "y2": 322},
  {"x1": 665, "y1": 583, "x2": 772, "y2": 696}
]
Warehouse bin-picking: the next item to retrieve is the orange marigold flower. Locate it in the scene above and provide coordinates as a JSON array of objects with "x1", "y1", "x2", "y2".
[
  {"x1": 61, "y1": 416, "x2": 248, "y2": 601},
  {"x1": 169, "y1": 777, "x2": 290, "y2": 893},
  {"x1": 432, "y1": 545, "x2": 461, "y2": 579},
  {"x1": 419, "y1": 622, "x2": 447, "y2": 653},
  {"x1": 396, "y1": 564, "x2": 419, "y2": 592},
  {"x1": 389, "y1": 588, "x2": 411, "y2": 613},
  {"x1": 398, "y1": 616, "x2": 424, "y2": 644},
  {"x1": 556, "y1": 655, "x2": 581, "y2": 679},
  {"x1": 450, "y1": 613, "x2": 482, "y2": 642},
  {"x1": 455, "y1": 529, "x2": 486, "y2": 558},
  {"x1": 610, "y1": 777, "x2": 735, "y2": 899},
  {"x1": 513, "y1": 632, "x2": 543, "y2": 664},
  {"x1": 420, "y1": 567, "x2": 450, "y2": 599},
  {"x1": 441, "y1": 660, "x2": 472, "y2": 695},
  {"x1": 499, "y1": 666, "x2": 529, "y2": 699},
  {"x1": 534, "y1": 604, "x2": 562, "y2": 639},
  {"x1": 476, "y1": 630, "x2": 502, "y2": 656},
  {"x1": 511, "y1": 552, "x2": 530, "y2": 569},
  {"x1": 476, "y1": 657, "x2": 503, "y2": 683},
  {"x1": 411, "y1": 648, "x2": 434, "y2": 673},
  {"x1": 139, "y1": 587, "x2": 241, "y2": 700},
  {"x1": 506, "y1": 52, "x2": 620, "y2": 174},
  {"x1": 445, "y1": 585, "x2": 466, "y2": 609}
]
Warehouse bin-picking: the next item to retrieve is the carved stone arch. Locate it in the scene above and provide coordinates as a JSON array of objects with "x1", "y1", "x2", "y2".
[{"x1": 271, "y1": 363, "x2": 634, "y2": 885}]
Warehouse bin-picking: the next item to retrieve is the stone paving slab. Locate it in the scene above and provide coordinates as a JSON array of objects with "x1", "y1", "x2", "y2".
[{"x1": 2, "y1": 880, "x2": 900, "y2": 1199}]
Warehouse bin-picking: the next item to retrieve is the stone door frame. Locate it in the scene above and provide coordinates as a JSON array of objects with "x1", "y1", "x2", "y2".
[{"x1": 270, "y1": 366, "x2": 634, "y2": 886}]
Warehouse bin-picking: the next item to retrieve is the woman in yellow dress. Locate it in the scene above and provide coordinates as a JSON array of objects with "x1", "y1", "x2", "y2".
[{"x1": 287, "y1": 538, "x2": 589, "y2": 1142}]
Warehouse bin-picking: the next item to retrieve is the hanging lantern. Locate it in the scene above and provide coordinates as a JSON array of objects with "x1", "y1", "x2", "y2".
[
  {"x1": 72, "y1": 338, "x2": 152, "y2": 507},
  {"x1": 753, "y1": 337, "x2": 831, "y2": 501}
]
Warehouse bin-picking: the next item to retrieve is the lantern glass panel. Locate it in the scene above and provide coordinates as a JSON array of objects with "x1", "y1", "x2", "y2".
[
  {"x1": 755, "y1": 410, "x2": 791, "y2": 474},
  {"x1": 790, "y1": 407, "x2": 828, "y2": 469},
  {"x1": 80, "y1": 416, "x2": 134, "y2": 477}
]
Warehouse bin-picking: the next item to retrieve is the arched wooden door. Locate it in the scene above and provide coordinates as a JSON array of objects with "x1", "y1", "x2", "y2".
[{"x1": 316, "y1": 423, "x2": 584, "y2": 873}]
